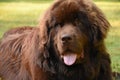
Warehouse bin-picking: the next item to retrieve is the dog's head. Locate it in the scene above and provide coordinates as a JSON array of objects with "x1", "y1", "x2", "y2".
[{"x1": 39, "y1": 0, "x2": 110, "y2": 66}]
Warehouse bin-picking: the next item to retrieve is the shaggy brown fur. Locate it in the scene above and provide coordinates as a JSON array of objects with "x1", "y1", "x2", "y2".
[{"x1": 0, "y1": 0, "x2": 112, "y2": 80}]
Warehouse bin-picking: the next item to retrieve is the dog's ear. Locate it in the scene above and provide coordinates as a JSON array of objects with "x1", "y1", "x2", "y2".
[
  {"x1": 39, "y1": 8, "x2": 57, "y2": 43},
  {"x1": 83, "y1": 2, "x2": 110, "y2": 44},
  {"x1": 91, "y1": 5, "x2": 110, "y2": 42},
  {"x1": 39, "y1": 11, "x2": 49, "y2": 47},
  {"x1": 77, "y1": 0, "x2": 110, "y2": 44},
  {"x1": 38, "y1": 9, "x2": 56, "y2": 73}
]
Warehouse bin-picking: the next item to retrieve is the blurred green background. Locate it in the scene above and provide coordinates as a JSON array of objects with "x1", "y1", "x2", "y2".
[{"x1": 0, "y1": 0, "x2": 120, "y2": 78}]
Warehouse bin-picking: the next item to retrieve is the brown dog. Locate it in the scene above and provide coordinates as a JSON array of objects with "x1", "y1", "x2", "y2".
[{"x1": 0, "y1": 0, "x2": 112, "y2": 80}]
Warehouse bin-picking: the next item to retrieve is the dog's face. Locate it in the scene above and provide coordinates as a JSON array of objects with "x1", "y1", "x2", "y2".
[
  {"x1": 40, "y1": 0, "x2": 110, "y2": 66},
  {"x1": 54, "y1": 24, "x2": 86, "y2": 66},
  {"x1": 48, "y1": 0, "x2": 89, "y2": 66}
]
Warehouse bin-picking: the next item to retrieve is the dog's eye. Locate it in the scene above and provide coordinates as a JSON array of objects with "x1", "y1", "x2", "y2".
[
  {"x1": 73, "y1": 13, "x2": 80, "y2": 20},
  {"x1": 55, "y1": 23, "x2": 64, "y2": 27},
  {"x1": 74, "y1": 15, "x2": 78, "y2": 20},
  {"x1": 55, "y1": 23, "x2": 60, "y2": 27},
  {"x1": 54, "y1": 23, "x2": 62, "y2": 33}
]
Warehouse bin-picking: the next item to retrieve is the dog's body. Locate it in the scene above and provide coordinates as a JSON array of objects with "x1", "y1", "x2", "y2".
[{"x1": 0, "y1": 0, "x2": 112, "y2": 80}]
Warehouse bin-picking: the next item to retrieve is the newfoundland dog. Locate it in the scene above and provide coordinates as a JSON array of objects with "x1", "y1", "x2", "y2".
[{"x1": 0, "y1": 0, "x2": 112, "y2": 80}]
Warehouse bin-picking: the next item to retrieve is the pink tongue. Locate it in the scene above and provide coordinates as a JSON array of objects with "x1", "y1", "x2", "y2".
[{"x1": 63, "y1": 54, "x2": 77, "y2": 66}]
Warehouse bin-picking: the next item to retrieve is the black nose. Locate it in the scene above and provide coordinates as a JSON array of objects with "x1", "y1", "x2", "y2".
[{"x1": 61, "y1": 34, "x2": 73, "y2": 43}]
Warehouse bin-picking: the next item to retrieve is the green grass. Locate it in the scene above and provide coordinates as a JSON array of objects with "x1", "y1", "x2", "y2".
[
  {"x1": 95, "y1": 2, "x2": 120, "y2": 72},
  {"x1": 0, "y1": 1, "x2": 120, "y2": 73},
  {"x1": 0, "y1": 2, "x2": 51, "y2": 37}
]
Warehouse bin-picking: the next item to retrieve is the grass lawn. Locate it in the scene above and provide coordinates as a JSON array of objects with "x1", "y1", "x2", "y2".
[
  {"x1": 0, "y1": 1, "x2": 120, "y2": 74},
  {"x1": 95, "y1": 2, "x2": 120, "y2": 72}
]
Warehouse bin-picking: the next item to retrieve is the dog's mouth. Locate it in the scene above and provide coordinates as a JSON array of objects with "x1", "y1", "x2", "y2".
[{"x1": 61, "y1": 50, "x2": 84, "y2": 66}]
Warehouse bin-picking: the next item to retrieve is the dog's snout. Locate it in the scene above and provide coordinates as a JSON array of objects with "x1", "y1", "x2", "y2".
[{"x1": 61, "y1": 34, "x2": 73, "y2": 43}]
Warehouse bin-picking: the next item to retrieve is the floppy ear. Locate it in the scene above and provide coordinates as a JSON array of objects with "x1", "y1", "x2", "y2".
[
  {"x1": 39, "y1": 12, "x2": 49, "y2": 47},
  {"x1": 39, "y1": 7, "x2": 55, "y2": 45},
  {"x1": 38, "y1": 9, "x2": 56, "y2": 73},
  {"x1": 77, "y1": 0, "x2": 110, "y2": 43},
  {"x1": 87, "y1": 3, "x2": 110, "y2": 43}
]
